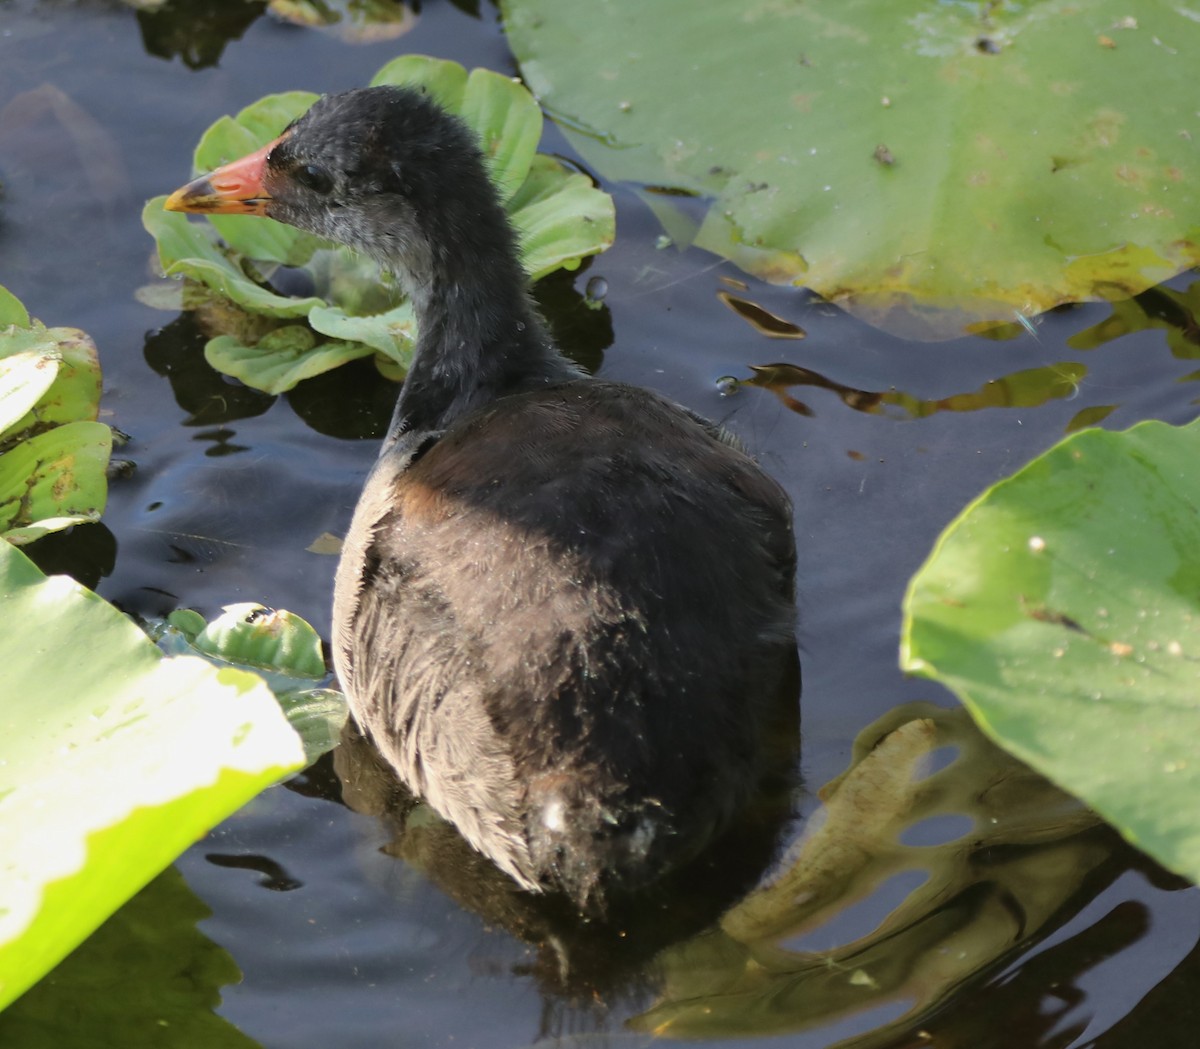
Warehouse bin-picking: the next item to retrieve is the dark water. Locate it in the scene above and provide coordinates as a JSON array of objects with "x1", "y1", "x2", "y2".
[{"x1": 3, "y1": 1, "x2": 1200, "y2": 1046}]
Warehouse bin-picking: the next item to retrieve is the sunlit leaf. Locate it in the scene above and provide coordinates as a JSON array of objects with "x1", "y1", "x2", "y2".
[
  {"x1": 161, "y1": 605, "x2": 348, "y2": 764},
  {"x1": 0, "y1": 350, "x2": 59, "y2": 440},
  {"x1": 902, "y1": 418, "x2": 1200, "y2": 884},
  {"x1": 177, "y1": 602, "x2": 327, "y2": 679},
  {"x1": 0, "y1": 327, "x2": 102, "y2": 442},
  {"x1": 503, "y1": 0, "x2": 1200, "y2": 338},
  {"x1": 0, "y1": 543, "x2": 306, "y2": 1009}
]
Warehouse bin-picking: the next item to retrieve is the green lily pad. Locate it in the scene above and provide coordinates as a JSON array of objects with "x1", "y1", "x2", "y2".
[
  {"x1": 0, "y1": 868, "x2": 261, "y2": 1048},
  {"x1": 0, "y1": 543, "x2": 307, "y2": 1010},
  {"x1": 502, "y1": 0, "x2": 1200, "y2": 338},
  {"x1": 902, "y1": 418, "x2": 1200, "y2": 884},
  {"x1": 146, "y1": 55, "x2": 616, "y2": 392}
]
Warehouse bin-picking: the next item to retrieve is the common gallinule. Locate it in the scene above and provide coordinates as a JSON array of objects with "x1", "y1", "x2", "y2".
[{"x1": 166, "y1": 85, "x2": 798, "y2": 909}]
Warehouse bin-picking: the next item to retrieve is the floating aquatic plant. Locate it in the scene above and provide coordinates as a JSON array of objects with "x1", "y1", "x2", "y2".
[{"x1": 144, "y1": 54, "x2": 616, "y2": 393}]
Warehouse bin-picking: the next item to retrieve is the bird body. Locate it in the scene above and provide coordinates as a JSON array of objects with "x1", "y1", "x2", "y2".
[{"x1": 167, "y1": 85, "x2": 798, "y2": 907}]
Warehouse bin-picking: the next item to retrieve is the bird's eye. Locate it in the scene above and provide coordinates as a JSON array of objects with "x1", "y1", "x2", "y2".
[{"x1": 294, "y1": 163, "x2": 333, "y2": 195}]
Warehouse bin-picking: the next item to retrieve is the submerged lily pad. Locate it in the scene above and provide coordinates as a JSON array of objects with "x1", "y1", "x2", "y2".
[
  {"x1": 147, "y1": 55, "x2": 616, "y2": 393},
  {"x1": 634, "y1": 705, "x2": 1104, "y2": 1040},
  {"x1": 0, "y1": 543, "x2": 307, "y2": 1010},
  {"x1": 503, "y1": 0, "x2": 1200, "y2": 338},
  {"x1": 902, "y1": 418, "x2": 1200, "y2": 884}
]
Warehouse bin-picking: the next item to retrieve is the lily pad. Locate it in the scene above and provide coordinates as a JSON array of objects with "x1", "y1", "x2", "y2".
[
  {"x1": 0, "y1": 542, "x2": 307, "y2": 1010},
  {"x1": 502, "y1": 0, "x2": 1200, "y2": 338},
  {"x1": 902, "y1": 418, "x2": 1200, "y2": 884},
  {"x1": 633, "y1": 705, "x2": 1105, "y2": 1040},
  {"x1": 147, "y1": 55, "x2": 616, "y2": 392}
]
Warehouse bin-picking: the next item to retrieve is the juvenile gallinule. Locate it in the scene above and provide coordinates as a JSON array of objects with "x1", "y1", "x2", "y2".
[{"x1": 166, "y1": 85, "x2": 798, "y2": 909}]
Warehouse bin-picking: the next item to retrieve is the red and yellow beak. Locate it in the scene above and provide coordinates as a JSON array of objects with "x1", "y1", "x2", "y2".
[{"x1": 164, "y1": 134, "x2": 285, "y2": 215}]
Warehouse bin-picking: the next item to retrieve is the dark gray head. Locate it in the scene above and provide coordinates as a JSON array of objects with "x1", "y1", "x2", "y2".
[{"x1": 167, "y1": 85, "x2": 521, "y2": 302}]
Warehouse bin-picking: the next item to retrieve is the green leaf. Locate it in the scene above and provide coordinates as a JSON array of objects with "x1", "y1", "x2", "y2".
[
  {"x1": 0, "y1": 420, "x2": 111, "y2": 544},
  {"x1": 186, "y1": 602, "x2": 327, "y2": 679},
  {"x1": 511, "y1": 156, "x2": 617, "y2": 279},
  {"x1": 144, "y1": 199, "x2": 324, "y2": 319},
  {"x1": 0, "y1": 286, "x2": 30, "y2": 329},
  {"x1": 0, "y1": 351, "x2": 59, "y2": 439},
  {"x1": 276, "y1": 688, "x2": 349, "y2": 763},
  {"x1": 0, "y1": 327, "x2": 102, "y2": 442},
  {"x1": 902, "y1": 418, "x2": 1200, "y2": 884},
  {"x1": 308, "y1": 301, "x2": 416, "y2": 365},
  {"x1": 371, "y1": 53, "x2": 468, "y2": 111},
  {"x1": 0, "y1": 868, "x2": 261, "y2": 1048},
  {"x1": 0, "y1": 543, "x2": 306, "y2": 1009},
  {"x1": 147, "y1": 55, "x2": 615, "y2": 392},
  {"x1": 204, "y1": 330, "x2": 376, "y2": 395},
  {"x1": 502, "y1": 0, "x2": 1200, "y2": 338},
  {"x1": 161, "y1": 605, "x2": 348, "y2": 765}
]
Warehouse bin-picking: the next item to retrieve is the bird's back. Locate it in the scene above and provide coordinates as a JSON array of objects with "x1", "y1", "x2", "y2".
[{"x1": 334, "y1": 379, "x2": 797, "y2": 904}]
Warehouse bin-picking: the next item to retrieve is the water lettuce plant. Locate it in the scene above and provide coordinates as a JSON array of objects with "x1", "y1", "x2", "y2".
[
  {"x1": 0, "y1": 286, "x2": 111, "y2": 543},
  {"x1": 903, "y1": 417, "x2": 1200, "y2": 884},
  {"x1": 502, "y1": 0, "x2": 1200, "y2": 338},
  {"x1": 144, "y1": 54, "x2": 616, "y2": 393}
]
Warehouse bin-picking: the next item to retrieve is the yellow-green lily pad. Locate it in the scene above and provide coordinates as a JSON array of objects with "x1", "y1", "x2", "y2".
[{"x1": 503, "y1": 0, "x2": 1200, "y2": 338}]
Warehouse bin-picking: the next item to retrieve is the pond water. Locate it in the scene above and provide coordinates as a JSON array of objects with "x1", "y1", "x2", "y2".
[{"x1": 3, "y1": 1, "x2": 1200, "y2": 1046}]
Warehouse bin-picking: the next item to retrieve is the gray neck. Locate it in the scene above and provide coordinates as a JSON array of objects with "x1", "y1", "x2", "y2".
[{"x1": 383, "y1": 247, "x2": 582, "y2": 444}]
